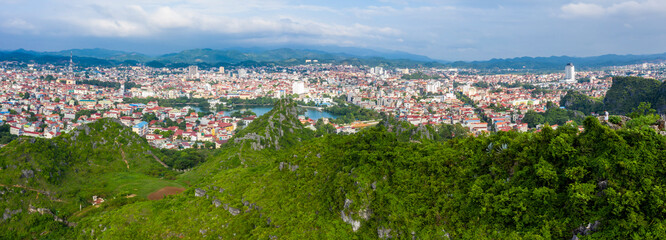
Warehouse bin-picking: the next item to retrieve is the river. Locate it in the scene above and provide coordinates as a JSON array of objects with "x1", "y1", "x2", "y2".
[{"x1": 221, "y1": 106, "x2": 338, "y2": 120}]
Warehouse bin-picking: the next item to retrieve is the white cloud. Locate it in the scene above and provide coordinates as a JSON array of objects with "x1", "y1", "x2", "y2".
[
  {"x1": 561, "y1": 0, "x2": 666, "y2": 18},
  {"x1": 44, "y1": 3, "x2": 401, "y2": 43},
  {"x1": 560, "y1": 3, "x2": 606, "y2": 18},
  {"x1": 1, "y1": 18, "x2": 37, "y2": 34}
]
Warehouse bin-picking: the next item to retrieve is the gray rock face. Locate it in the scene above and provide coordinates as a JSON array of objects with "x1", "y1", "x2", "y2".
[
  {"x1": 194, "y1": 188, "x2": 206, "y2": 197},
  {"x1": 573, "y1": 220, "x2": 601, "y2": 237},
  {"x1": 3, "y1": 208, "x2": 22, "y2": 221},
  {"x1": 359, "y1": 208, "x2": 372, "y2": 220},
  {"x1": 289, "y1": 164, "x2": 299, "y2": 172},
  {"x1": 279, "y1": 162, "x2": 286, "y2": 171},
  {"x1": 228, "y1": 207, "x2": 241, "y2": 216},
  {"x1": 344, "y1": 199, "x2": 353, "y2": 209},
  {"x1": 21, "y1": 169, "x2": 34, "y2": 178},
  {"x1": 598, "y1": 180, "x2": 608, "y2": 190},
  {"x1": 212, "y1": 199, "x2": 222, "y2": 208},
  {"x1": 341, "y1": 211, "x2": 360, "y2": 232},
  {"x1": 378, "y1": 227, "x2": 392, "y2": 239}
]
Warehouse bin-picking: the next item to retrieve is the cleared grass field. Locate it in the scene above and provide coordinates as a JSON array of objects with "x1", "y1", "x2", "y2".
[{"x1": 102, "y1": 172, "x2": 185, "y2": 199}]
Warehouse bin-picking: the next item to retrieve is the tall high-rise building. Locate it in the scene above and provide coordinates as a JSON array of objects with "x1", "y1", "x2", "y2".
[
  {"x1": 561, "y1": 63, "x2": 576, "y2": 83},
  {"x1": 188, "y1": 66, "x2": 199, "y2": 78},
  {"x1": 219, "y1": 67, "x2": 225, "y2": 74}
]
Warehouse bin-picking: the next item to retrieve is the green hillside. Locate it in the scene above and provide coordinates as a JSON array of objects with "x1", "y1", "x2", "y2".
[
  {"x1": 0, "y1": 119, "x2": 184, "y2": 239},
  {"x1": 3, "y1": 100, "x2": 666, "y2": 239},
  {"x1": 562, "y1": 76, "x2": 666, "y2": 115},
  {"x1": 603, "y1": 76, "x2": 662, "y2": 114}
]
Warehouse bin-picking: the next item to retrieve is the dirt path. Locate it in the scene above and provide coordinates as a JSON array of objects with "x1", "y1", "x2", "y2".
[
  {"x1": 0, "y1": 183, "x2": 66, "y2": 203},
  {"x1": 147, "y1": 186, "x2": 185, "y2": 200},
  {"x1": 120, "y1": 147, "x2": 129, "y2": 169},
  {"x1": 148, "y1": 151, "x2": 169, "y2": 168},
  {"x1": 115, "y1": 141, "x2": 130, "y2": 169}
]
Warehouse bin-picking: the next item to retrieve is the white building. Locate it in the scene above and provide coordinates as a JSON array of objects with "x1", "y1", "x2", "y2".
[
  {"x1": 292, "y1": 81, "x2": 308, "y2": 95},
  {"x1": 560, "y1": 63, "x2": 576, "y2": 84},
  {"x1": 426, "y1": 81, "x2": 441, "y2": 93},
  {"x1": 219, "y1": 67, "x2": 225, "y2": 74},
  {"x1": 188, "y1": 66, "x2": 199, "y2": 78},
  {"x1": 238, "y1": 69, "x2": 248, "y2": 78},
  {"x1": 370, "y1": 67, "x2": 385, "y2": 75}
]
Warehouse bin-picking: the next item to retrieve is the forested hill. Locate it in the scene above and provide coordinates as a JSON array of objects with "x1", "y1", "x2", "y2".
[
  {"x1": 3, "y1": 100, "x2": 666, "y2": 239},
  {"x1": 561, "y1": 76, "x2": 666, "y2": 115}
]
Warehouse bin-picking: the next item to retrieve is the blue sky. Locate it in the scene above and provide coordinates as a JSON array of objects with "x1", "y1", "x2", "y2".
[{"x1": 1, "y1": 0, "x2": 665, "y2": 61}]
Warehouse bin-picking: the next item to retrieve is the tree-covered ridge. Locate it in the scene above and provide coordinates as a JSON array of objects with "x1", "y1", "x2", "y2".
[
  {"x1": 562, "y1": 76, "x2": 666, "y2": 115},
  {"x1": 560, "y1": 90, "x2": 605, "y2": 115},
  {"x1": 604, "y1": 76, "x2": 663, "y2": 114},
  {"x1": 231, "y1": 98, "x2": 315, "y2": 151}
]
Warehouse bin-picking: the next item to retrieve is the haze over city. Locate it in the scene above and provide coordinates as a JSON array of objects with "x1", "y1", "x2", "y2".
[{"x1": 2, "y1": 0, "x2": 666, "y2": 60}]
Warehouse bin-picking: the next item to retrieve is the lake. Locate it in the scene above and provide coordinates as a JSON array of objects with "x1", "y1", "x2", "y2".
[{"x1": 222, "y1": 106, "x2": 338, "y2": 120}]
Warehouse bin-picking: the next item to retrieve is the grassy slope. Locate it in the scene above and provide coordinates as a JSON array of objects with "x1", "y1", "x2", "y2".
[{"x1": 0, "y1": 119, "x2": 184, "y2": 239}]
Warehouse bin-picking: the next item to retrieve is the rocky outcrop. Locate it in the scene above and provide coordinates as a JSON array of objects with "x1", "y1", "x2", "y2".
[
  {"x1": 27, "y1": 205, "x2": 76, "y2": 227},
  {"x1": 378, "y1": 227, "x2": 392, "y2": 239},
  {"x1": 20, "y1": 169, "x2": 34, "y2": 179},
  {"x1": 228, "y1": 207, "x2": 241, "y2": 216},
  {"x1": 2, "y1": 208, "x2": 22, "y2": 221},
  {"x1": 340, "y1": 199, "x2": 361, "y2": 231},
  {"x1": 194, "y1": 188, "x2": 206, "y2": 197},
  {"x1": 571, "y1": 220, "x2": 601, "y2": 239}
]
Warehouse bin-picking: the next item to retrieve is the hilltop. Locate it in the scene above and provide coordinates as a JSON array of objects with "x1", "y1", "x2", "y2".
[{"x1": 562, "y1": 76, "x2": 666, "y2": 115}]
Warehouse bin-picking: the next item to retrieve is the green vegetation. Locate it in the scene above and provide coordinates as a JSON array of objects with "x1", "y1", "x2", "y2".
[
  {"x1": 562, "y1": 76, "x2": 666, "y2": 115},
  {"x1": 124, "y1": 97, "x2": 211, "y2": 112},
  {"x1": 3, "y1": 99, "x2": 666, "y2": 239},
  {"x1": 473, "y1": 81, "x2": 490, "y2": 88},
  {"x1": 401, "y1": 71, "x2": 437, "y2": 80},
  {"x1": 222, "y1": 96, "x2": 277, "y2": 107},
  {"x1": 0, "y1": 119, "x2": 185, "y2": 239},
  {"x1": 0, "y1": 124, "x2": 17, "y2": 144},
  {"x1": 603, "y1": 76, "x2": 663, "y2": 114},
  {"x1": 560, "y1": 90, "x2": 605, "y2": 115},
  {"x1": 325, "y1": 97, "x2": 381, "y2": 124},
  {"x1": 521, "y1": 103, "x2": 585, "y2": 128},
  {"x1": 77, "y1": 79, "x2": 123, "y2": 89},
  {"x1": 0, "y1": 124, "x2": 16, "y2": 144},
  {"x1": 158, "y1": 148, "x2": 212, "y2": 170},
  {"x1": 609, "y1": 115, "x2": 622, "y2": 125},
  {"x1": 74, "y1": 109, "x2": 97, "y2": 120},
  {"x1": 229, "y1": 110, "x2": 256, "y2": 118}
]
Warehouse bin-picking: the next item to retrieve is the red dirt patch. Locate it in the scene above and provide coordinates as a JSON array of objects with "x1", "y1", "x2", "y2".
[{"x1": 147, "y1": 186, "x2": 186, "y2": 200}]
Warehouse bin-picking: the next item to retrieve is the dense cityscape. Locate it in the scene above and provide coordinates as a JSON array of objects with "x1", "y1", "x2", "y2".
[{"x1": 1, "y1": 59, "x2": 665, "y2": 150}]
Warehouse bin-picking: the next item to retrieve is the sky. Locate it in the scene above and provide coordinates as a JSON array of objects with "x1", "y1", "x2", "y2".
[{"x1": 1, "y1": 0, "x2": 666, "y2": 61}]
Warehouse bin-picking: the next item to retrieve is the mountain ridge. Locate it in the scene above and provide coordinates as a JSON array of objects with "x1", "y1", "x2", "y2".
[{"x1": 3, "y1": 47, "x2": 666, "y2": 70}]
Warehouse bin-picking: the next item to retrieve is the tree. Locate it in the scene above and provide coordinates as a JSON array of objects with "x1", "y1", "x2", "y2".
[{"x1": 522, "y1": 110, "x2": 545, "y2": 128}]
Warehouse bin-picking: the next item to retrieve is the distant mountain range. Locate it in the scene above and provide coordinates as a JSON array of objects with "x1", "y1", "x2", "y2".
[{"x1": 1, "y1": 47, "x2": 665, "y2": 70}]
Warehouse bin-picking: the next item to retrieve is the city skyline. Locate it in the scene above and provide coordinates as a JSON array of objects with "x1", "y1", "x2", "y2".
[{"x1": 1, "y1": 0, "x2": 666, "y2": 61}]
